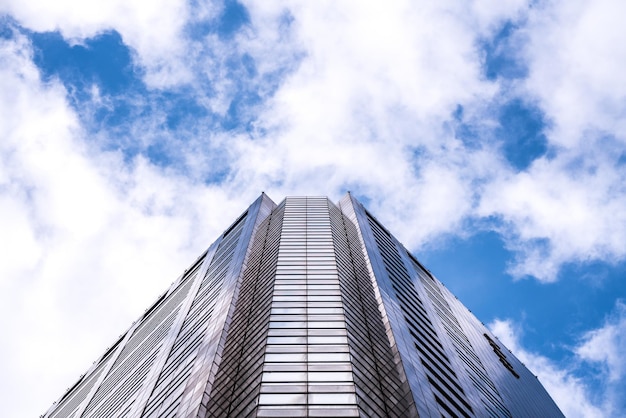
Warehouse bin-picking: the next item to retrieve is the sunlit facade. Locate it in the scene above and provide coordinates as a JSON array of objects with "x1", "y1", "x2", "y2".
[{"x1": 44, "y1": 193, "x2": 563, "y2": 417}]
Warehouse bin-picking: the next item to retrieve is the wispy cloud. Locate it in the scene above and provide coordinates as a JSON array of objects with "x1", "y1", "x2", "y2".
[
  {"x1": 577, "y1": 300, "x2": 626, "y2": 380},
  {"x1": 490, "y1": 318, "x2": 611, "y2": 418}
]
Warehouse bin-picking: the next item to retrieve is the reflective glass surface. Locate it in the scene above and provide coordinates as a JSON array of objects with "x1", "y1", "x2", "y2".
[{"x1": 44, "y1": 194, "x2": 564, "y2": 418}]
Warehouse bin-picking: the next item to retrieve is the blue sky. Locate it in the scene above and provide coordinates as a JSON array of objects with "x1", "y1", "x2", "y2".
[{"x1": 1, "y1": 1, "x2": 625, "y2": 417}]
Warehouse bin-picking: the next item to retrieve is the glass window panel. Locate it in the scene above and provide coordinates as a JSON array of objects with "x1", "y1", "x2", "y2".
[
  {"x1": 309, "y1": 363, "x2": 352, "y2": 372},
  {"x1": 308, "y1": 353, "x2": 350, "y2": 362},
  {"x1": 307, "y1": 315, "x2": 345, "y2": 322},
  {"x1": 269, "y1": 321, "x2": 306, "y2": 329},
  {"x1": 307, "y1": 271, "x2": 339, "y2": 280},
  {"x1": 305, "y1": 277, "x2": 339, "y2": 286},
  {"x1": 272, "y1": 298, "x2": 306, "y2": 304},
  {"x1": 264, "y1": 363, "x2": 307, "y2": 372},
  {"x1": 275, "y1": 285, "x2": 306, "y2": 291},
  {"x1": 308, "y1": 336, "x2": 348, "y2": 344},
  {"x1": 307, "y1": 345, "x2": 350, "y2": 353},
  {"x1": 271, "y1": 308, "x2": 307, "y2": 315},
  {"x1": 308, "y1": 295, "x2": 341, "y2": 302},
  {"x1": 262, "y1": 372, "x2": 307, "y2": 382},
  {"x1": 308, "y1": 372, "x2": 353, "y2": 382},
  {"x1": 264, "y1": 353, "x2": 307, "y2": 362},
  {"x1": 274, "y1": 279, "x2": 306, "y2": 285},
  {"x1": 270, "y1": 315, "x2": 307, "y2": 322},
  {"x1": 274, "y1": 274, "x2": 306, "y2": 279},
  {"x1": 308, "y1": 392, "x2": 356, "y2": 404},
  {"x1": 307, "y1": 321, "x2": 346, "y2": 329},
  {"x1": 268, "y1": 329, "x2": 306, "y2": 337},
  {"x1": 307, "y1": 290, "x2": 341, "y2": 296},
  {"x1": 271, "y1": 299, "x2": 305, "y2": 308},
  {"x1": 307, "y1": 285, "x2": 340, "y2": 290},
  {"x1": 307, "y1": 301, "x2": 343, "y2": 308},
  {"x1": 308, "y1": 328, "x2": 347, "y2": 336},
  {"x1": 273, "y1": 290, "x2": 306, "y2": 296},
  {"x1": 275, "y1": 268, "x2": 306, "y2": 273},
  {"x1": 260, "y1": 383, "x2": 307, "y2": 393},
  {"x1": 259, "y1": 393, "x2": 306, "y2": 404},
  {"x1": 277, "y1": 263, "x2": 307, "y2": 268},
  {"x1": 265, "y1": 345, "x2": 307, "y2": 353},
  {"x1": 308, "y1": 384, "x2": 355, "y2": 394},
  {"x1": 256, "y1": 405, "x2": 308, "y2": 418},
  {"x1": 307, "y1": 308, "x2": 344, "y2": 314},
  {"x1": 267, "y1": 336, "x2": 307, "y2": 344}
]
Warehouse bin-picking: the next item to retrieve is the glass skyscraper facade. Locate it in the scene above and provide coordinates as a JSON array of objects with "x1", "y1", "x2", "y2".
[{"x1": 43, "y1": 194, "x2": 564, "y2": 417}]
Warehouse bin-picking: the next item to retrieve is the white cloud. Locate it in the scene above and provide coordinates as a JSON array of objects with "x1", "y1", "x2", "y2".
[
  {"x1": 1, "y1": 0, "x2": 195, "y2": 86},
  {"x1": 221, "y1": 0, "x2": 507, "y2": 247},
  {"x1": 522, "y1": 0, "x2": 626, "y2": 148},
  {"x1": 192, "y1": 0, "x2": 626, "y2": 284},
  {"x1": 475, "y1": 0, "x2": 626, "y2": 280},
  {"x1": 490, "y1": 319, "x2": 608, "y2": 418},
  {"x1": 166, "y1": 1, "x2": 626, "y2": 286},
  {"x1": 577, "y1": 300, "x2": 626, "y2": 383},
  {"x1": 0, "y1": 33, "x2": 254, "y2": 418},
  {"x1": 471, "y1": 0, "x2": 528, "y2": 34},
  {"x1": 5, "y1": 0, "x2": 626, "y2": 285},
  {"x1": 478, "y1": 149, "x2": 626, "y2": 280}
]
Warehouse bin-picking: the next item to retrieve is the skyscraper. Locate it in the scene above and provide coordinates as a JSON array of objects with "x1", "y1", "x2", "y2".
[{"x1": 43, "y1": 194, "x2": 564, "y2": 418}]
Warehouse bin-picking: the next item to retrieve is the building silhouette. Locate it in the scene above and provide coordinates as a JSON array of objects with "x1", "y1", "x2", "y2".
[{"x1": 44, "y1": 194, "x2": 564, "y2": 417}]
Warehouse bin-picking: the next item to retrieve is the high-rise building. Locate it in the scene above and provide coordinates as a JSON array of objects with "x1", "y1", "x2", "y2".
[{"x1": 43, "y1": 194, "x2": 564, "y2": 418}]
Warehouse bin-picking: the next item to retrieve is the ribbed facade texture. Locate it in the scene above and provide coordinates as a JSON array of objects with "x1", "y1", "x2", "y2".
[{"x1": 44, "y1": 194, "x2": 564, "y2": 418}]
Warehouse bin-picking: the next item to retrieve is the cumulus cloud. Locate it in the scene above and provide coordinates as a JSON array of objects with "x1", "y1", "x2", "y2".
[
  {"x1": 478, "y1": 148, "x2": 626, "y2": 280},
  {"x1": 0, "y1": 0, "x2": 195, "y2": 86},
  {"x1": 577, "y1": 300, "x2": 626, "y2": 383},
  {"x1": 475, "y1": 0, "x2": 626, "y2": 280},
  {"x1": 490, "y1": 319, "x2": 607, "y2": 418},
  {"x1": 471, "y1": 0, "x2": 528, "y2": 34},
  {"x1": 219, "y1": 0, "x2": 626, "y2": 282},
  {"x1": 221, "y1": 0, "x2": 506, "y2": 244},
  {"x1": 0, "y1": 33, "x2": 254, "y2": 417},
  {"x1": 522, "y1": 0, "x2": 626, "y2": 148},
  {"x1": 5, "y1": 0, "x2": 626, "y2": 284}
]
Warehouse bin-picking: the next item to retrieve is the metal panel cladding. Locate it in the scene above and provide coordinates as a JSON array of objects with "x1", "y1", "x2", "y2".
[{"x1": 43, "y1": 193, "x2": 564, "y2": 418}]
